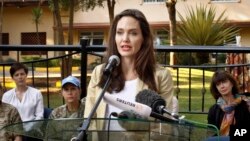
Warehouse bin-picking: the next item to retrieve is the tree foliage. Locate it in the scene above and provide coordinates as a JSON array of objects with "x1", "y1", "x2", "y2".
[
  {"x1": 48, "y1": 0, "x2": 105, "y2": 78},
  {"x1": 32, "y1": 6, "x2": 43, "y2": 45},
  {"x1": 176, "y1": 4, "x2": 239, "y2": 65},
  {"x1": 177, "y1": 4, "x2": 239, "y2": 45},
  {"x1": 32, "y1": 7, "x2": 43, "y2": 24}
]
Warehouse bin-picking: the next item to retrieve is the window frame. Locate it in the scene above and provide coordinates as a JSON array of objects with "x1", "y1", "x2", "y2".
[
  {"x1": 210, "y1": 0, "x2": 241, "y2": 3},
  {"x1": 80, "y1": 31, "x2": 104, "y2": 46},
  {"x1": 154, "y1": 29, "x2": 169, "y2": 46},
  {"x1": 1, "y1": 33, "x2": 9, "y2": 56},
  {"x1": 143, "y1": 0, "x2": 165, "y2": 4},
  {"x1": 21, "y1": 32, "x2": 47, "y2": 55}
]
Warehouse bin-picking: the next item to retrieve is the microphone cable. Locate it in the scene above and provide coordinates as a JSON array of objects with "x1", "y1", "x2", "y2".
[{"x1": 107, "y1": 112, "x2": 118, "y2": 141}]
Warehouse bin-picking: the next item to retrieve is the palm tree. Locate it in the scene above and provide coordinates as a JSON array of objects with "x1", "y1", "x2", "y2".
[
  {"x1": 177, "y1": 4, "x2": 239, "y2": 64},
  {"x1": 32, "y1": 6, "x2": 43, "y2": 45}
]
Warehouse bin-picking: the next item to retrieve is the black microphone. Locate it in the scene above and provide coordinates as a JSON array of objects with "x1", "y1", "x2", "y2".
[
  {"x1": 103, "y1": 55, "x2": 120, "y2": 75},
  {"x1": 135, "y1": 89, "x2": 180, "y2": 119}
]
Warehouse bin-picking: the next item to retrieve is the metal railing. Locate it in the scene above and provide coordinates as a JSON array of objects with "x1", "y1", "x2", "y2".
[{"x1": 1, "y1": 39, "x2": 250, "y2": 115}]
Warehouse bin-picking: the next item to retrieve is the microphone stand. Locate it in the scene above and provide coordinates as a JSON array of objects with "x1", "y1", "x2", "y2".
[{"x1": 72, "y1": 73, "x2": 112, "y2": 141}]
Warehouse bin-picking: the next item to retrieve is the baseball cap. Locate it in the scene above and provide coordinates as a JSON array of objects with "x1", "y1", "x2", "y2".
[{"x1": 62, "y1": 76, "x2": 80, "y2": 88}]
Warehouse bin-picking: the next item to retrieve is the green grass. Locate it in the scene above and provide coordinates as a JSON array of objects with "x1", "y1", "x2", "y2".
[
  {"x1": 170, "y1": 68, "x2": 215, "y2": 123},
  {"x1": 43, "y1": 92, "x2": 64, "y2": 108},
  {"x1": 41, "y1": 68, "x2": 215, "y2": 125}
]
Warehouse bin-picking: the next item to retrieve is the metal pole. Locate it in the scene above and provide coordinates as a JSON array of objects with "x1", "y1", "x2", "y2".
[{"x1": 80, "y1": 38, "x2": 88, "y2": 98}]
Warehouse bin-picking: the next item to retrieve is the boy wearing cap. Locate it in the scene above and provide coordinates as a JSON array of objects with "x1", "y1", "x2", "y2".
[{"x1": 49, "y1": 76, "x2": 85, "y2": 118}]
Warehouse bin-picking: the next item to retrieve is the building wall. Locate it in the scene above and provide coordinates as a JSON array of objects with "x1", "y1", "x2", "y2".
[
  {"x1": 2, "y1": 6, "x2": 54, "y2": 60},
  {"x1": 72, "y1": 0, "x2": 250, "y2": 46},
  {"x1": 74, "y1": 0, "x2": 250, "y2": 23},
  {"x1": 2, "y1": 0, "x2": 250, "y2": 48},
  {"x1": 3, "y1": 6, "x2": 54, "y2": 45},
  {"x1": 241, "y1": 28, "x2": 250, "y2": 46}
]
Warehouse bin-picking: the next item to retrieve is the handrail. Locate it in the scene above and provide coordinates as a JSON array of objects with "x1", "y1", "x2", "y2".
[
  {"x1": 2, "y1": 44, "x2": 250, "y2": 52},
  {"x1": 1, "y1": 40, "x2": 250, "y2": 114}
]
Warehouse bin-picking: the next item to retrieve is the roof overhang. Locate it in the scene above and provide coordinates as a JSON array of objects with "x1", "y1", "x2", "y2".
[
  {"x1": 57, "y1": 20, "x2": 250, "y2": 30},
  {"x1": 3, "y1": 0, "x2": 48, "y2": 7}
]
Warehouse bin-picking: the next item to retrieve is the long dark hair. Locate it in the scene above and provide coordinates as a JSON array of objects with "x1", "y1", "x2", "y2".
[
  {"x1": 98, "y1": 9, "x2": 157, "y2": 93},
  {"x1": 210, "y1": 70, "x2": 239, "y2": 100}
]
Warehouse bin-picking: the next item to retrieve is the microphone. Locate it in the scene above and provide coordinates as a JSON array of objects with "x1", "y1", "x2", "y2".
[
  {"x1": 103, "y1": 93, "x2": 177, "y2": 122},
  {"x1": 103, "y1": 93, "x2": 151, "y2": 118},
  {"x1": 135, "y1": 89, "x2": 180, "y2": 120},
  {"x1": 116, "y1": 111, "x2": 149, "y2": 131},
  {"x1": 118, "y1": 111, "x2": 144, "y2": 119},
  {"x1": 103, "y1": 55, "x2": 120, "y2": 75}
]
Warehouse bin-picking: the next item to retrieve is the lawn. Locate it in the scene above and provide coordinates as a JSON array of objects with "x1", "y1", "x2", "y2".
[
  {"x1": 41, "y1": 68, "x2": 216, "y2": 125},
  {"x1": 169, "y1": 68, "x2": 215, "y2": 124}
]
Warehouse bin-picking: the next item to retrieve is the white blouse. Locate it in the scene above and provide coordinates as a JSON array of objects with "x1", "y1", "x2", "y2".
[
  {"x1": 105, "y1": 78, "x2": 138, "y2": 130},
  {"x1": 2, "y1": 86, "x2": 44, "y2": 121}
]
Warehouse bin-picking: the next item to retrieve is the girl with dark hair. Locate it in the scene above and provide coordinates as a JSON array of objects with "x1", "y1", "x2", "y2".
[
  {"x1": 84, "y1": 9, "x2": 174, "y2": 134},
  {"x1": 208, "y1": 70, "x2": 250, "y2": 137}
]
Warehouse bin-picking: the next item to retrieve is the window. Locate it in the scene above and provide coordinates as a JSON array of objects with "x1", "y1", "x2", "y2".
[
  {"x1": 154, "y1": 30, "x2": 169, "y2": 45},
  {"x1": 210, "y1": 0, "x2": 240, "y2": 3},
  {"x1": 80, "y1": 31, "x2": 104, "y2": 45},
  {"x1": 1, "y1": 33, "x2": 9, "y2": 55},
  {"x1": 144, "y1": 0, "x2": 165, "y2": 3},
  {"x1": 21, "y1": 32, "x2": 47, "y2": 55},
  {"x1": 224, "y1": 35, "x2": 241, "y2": 46}
]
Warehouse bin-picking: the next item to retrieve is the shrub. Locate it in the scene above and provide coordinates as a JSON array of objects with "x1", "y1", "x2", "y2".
[{"x1": 22, "y1": 56, "x2": 60, "y2": 67}]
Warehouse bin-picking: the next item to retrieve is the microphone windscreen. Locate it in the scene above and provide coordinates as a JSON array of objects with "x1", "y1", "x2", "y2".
[
  {"x1": 117, "y1": 111, "x2": 149, "y2": 131},
  {"x1": 118, "y1": 111, "x2": 145, "y2": 119},
  {"x1": 136, "y1": 89, "x2": 166, "y2": 114},
  {"x1": 111, "y1": 112, "x2": 118, "y2": 117},
  {"x1": 109, "y1": 55, "x2": 120, "y2": 66}
]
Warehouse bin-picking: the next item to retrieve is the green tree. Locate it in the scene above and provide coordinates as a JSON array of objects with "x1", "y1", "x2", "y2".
[
  {"x1": 48, "y1": 0, "x2": 104, "y2": 78},
  {"x1": 32, "y1": 6, "x2": 43, "y2": 45},
  {"x1": 177, "y1": 4, "x2": 239, "y2": 65}
]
